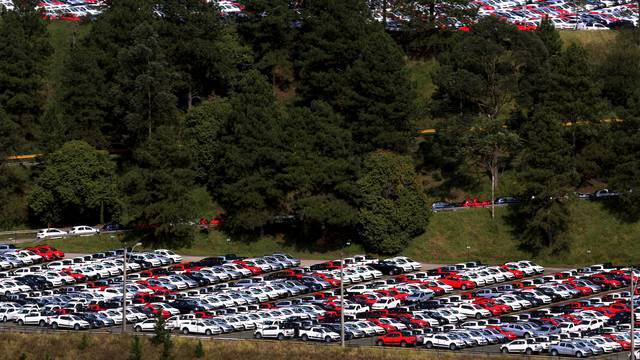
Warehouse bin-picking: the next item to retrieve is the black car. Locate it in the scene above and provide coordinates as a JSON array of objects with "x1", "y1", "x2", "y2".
[
  {"x1": 170, "y1": 299, "x2": 204, "y2": 314},
  {"x1": 193, "y1": 257, "x2": 226, "y2": 267},
  {"x1": 101, "y1": 223, "x2": 127, "y2": 232},
  {"x1": 369, "y1": 261, "x2": 405, "y2": 275},
  {"x1": 77, "y1": 313, "x2": 111, "y2": 328},
  {"x1": 16, "y1": 275, "x2": 51, "y2": 290},
  {"x1": 607, "y1": 311, "x2": 630, "y2": 325}
]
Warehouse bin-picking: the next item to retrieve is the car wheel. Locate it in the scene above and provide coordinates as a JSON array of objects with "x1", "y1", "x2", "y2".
[
  {"x1": 475, "y1": 313, "x2": 482, "y2": 319},
  {"x1": 204, "y1": 329, "x2": 212, "y2": 336},
  {"x1": 254, "y1": 332, "x2": 262, "y2": 339},
  {"x1": 39, "y1": 320, "x2": 45, "y2": 327},
  {"x1": 551, "y1": 350, "x2": 559, "y2": 356},
  {"x1": 277, "y1": 333, "x2": 284, "y2": 340},
  {"x1": 376, "y1": 340, "x2": 383, "y2": 346},
  {"x1": 389, "y1": 270, "x2": 397, "y2": 276},
  {"x1": 501, "y1": 348, "x2": 508, "y2": 354},
  {"x1": 324, "y1": 336, "x2": 331, "y2": 343},
  {"x1": 17, "y1": 320, "x2": 23, "y2": 326},
  {"x1": 74, "y1": 324, "x2": 80, "y2": 330},
  {"x1": 182, "y1": 328, "x2": 189, "y2": 335},
  {"x1": 461, "y1": 285, "x2": 467, "y2": 290},
  {"x1": 301, "y1": 334, "x2": 308, "y2": 341},
  {"x1": 524, "y1": 332, "x2": 530, "y2": 339},
  {"x1": 576, "y1": 351, "x2": 584, "y2": 358},
  {"x1": 2, "y1": 316, "x2": 6, "y2": 322},
  {"x1": 52, "y1": 322, "x2": 58, "y2": 329},
  {"x1": 400, "y1": 341, "x2": 407, "y2": 347},
  {"x1": 135, "y1": 326, "x2": 141, "y2": 332},
  {"x1": 449, "y1": 343, "x2": 457, "y2": 351},
  {"x1": 425, "y1": 342, "x2": 433, "y2": 349},
  {"x1": 525, "y1": 348, "x2": 533, "y2": 355}
]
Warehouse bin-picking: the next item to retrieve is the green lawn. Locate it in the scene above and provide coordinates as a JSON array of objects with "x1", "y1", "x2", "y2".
[{"x1": 21, "y1": 200, "x2": 639, "y2": 267}]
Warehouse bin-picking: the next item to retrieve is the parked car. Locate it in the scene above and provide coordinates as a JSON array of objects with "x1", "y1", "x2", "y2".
[{"x1": 36, "y1": 229, "x2": 67, "y2": 240}]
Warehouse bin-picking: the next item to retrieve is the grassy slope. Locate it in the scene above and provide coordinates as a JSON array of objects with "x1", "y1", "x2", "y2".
[{"x1": 21, "y1": 200, "x2": 640, "y2": 266}]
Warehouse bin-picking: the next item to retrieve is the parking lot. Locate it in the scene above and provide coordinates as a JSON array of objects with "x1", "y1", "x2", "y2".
[{"x1": 0, "y1": 243, "x2": 636, "y2": 358}]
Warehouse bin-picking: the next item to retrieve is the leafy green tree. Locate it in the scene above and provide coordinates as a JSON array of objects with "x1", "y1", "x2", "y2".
[
  {"x1": 357, "y1": 150, "x2": 429, "y2": 254},
  {"x1": 510, "y1": 110, "x2": 576, "y2": 252},
  {"x1": 0, "y1": 0, "x2": 52, "y2": 148},
  {"x1": 28, "y1": 141, "x2": 118, "y2": 225},
  {"x1": 599, "y1": 30, "x2": 640, "y2": 109},
  {"x1": 120, "y1": 126, "x2": 201, "y2": 246},
  {"x1": 296, "y1": 0, "x2": 415, "y2": 153},
  {"x1": 433, "y1": 17, "x2": 547, "y2": 120},
  {"x1": 151, "y1": 311, "x2": 170, "y2": 345}
]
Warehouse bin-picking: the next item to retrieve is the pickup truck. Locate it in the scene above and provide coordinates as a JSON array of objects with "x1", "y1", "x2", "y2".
[
  {"x1": 166, "y1": 314, "x2": 198, "y2": 330},
  {"x1": 298, "y1": 326, "x2": 340, "y2": 342},
  {"x1": 254, "y1": 325, "x2": 295, "y2": 340},
  {"x1": 179, "y1": 320, "x2": 222, "y2": 335}
]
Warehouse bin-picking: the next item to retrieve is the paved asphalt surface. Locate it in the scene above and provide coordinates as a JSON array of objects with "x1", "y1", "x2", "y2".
[{"x1": 0, "y1": 251, "x2": 631, "y2": 359}]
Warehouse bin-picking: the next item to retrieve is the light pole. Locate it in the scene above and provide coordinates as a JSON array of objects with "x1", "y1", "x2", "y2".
[
  {"x1": 587, "y1": 249, "x2": 592, "y2": 265},
  {"x1": 466, "y1": 245, "x2": 471, "y2": 260},
  {"x1": 631, "y1": 265, "x2": 636, "y2": 360},
  {"x1": 122, "y1": 242, "x2": 142, "y2": 332},
  {"x1": 226, "y1": 238, "x2": 231, "y2": 255},
  {"x1": 340, "y1": 241, "x2": 351, "y2": 348}
]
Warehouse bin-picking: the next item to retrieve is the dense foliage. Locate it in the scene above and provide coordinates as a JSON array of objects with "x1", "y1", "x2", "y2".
[{"x1": 2, "y1": 0, "x2": 640, "y2": 255}]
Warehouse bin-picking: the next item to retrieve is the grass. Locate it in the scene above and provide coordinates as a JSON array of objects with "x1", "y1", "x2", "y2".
[
  {"x1": 0, "y1": 331, "x2": 523, "y2": 360},
  {"x1": 18, "y1": 200, "x2": 640, "y2": 267}
]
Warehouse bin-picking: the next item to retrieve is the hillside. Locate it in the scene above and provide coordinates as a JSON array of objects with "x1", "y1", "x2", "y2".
[{"x1": 24, "y1": 199, "x2": 639, "y2": 266}]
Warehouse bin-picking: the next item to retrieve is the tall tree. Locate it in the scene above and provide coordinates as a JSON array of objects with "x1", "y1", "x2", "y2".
[
  {"x1": 510, "y1": 110, "x2": 576, "y2": 252},
  {"x1": 535, "y1": 16, "x2": 562, "y2": 57},
  {"x1": 120, "y1": 126, "x2": 201, "y2": 246},
  {"x1": 157, "y1": 0, "x2": 251, "y2": 108},
  {"x1": 0, "y1": 0, "x2": 52, "y2": 148},
  {"x1": 463, "y1": 117, "x2": 519, "y2": 219},
  {"x1": 28, "y1": 141, "x2": 118, "y2": 225},
  {"x1": 357, "y1": 150, "x2": 429, "y2": 254},
  {"x1": 296, "y1": 0, "x2": 415, "y2": 153},
  {"x1": 207, "y1": 70, "x2": 286, "y2": 232},
  {"x1": 115, "y1": 23, "x2": 178, "y2": 144},
  {"x1": 238, "y1": 0, "x2": 295, "y2": 89}
]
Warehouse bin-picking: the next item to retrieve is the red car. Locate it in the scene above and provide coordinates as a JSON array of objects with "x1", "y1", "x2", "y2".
[
  {"x1": 61, "y1": 269, "x2": 88, "y2": 282},
  {"x1": 26, "y1": 245, "x2": 64, "y2": 261},
  {"x1": 460, "y1": 197, "x2": 492, "y2": 207},
  {"x1": 440, "y1": 276, "x2": 476, "y2": 290},
  {"x1": 233, "y1": 260, "x2": 263, "y2": 275},
  {"x1": 487, "y1": 325, "x2": 517, "y2": 341},
  {"x1": 310, "y1": 273, "x2": 340, "y2": 286},
  {"x1": 375, "y1": 331, "x2": 417, "y2": 347},
  {"x1": 368, "y1": 318, "x2": 398, "y2": 332},
  {"x1": 143, "y1": 303, "x2": 171, "y2": 318},
  {"x1": 500, "y1": 265, "x2": 524, "y2": 278}
]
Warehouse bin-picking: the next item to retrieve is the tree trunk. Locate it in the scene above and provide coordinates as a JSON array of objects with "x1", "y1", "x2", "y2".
[
  {"x1": 491, "y1": 168, "x2": 496, "y2": 220},
  {"x1": 100, "y1": 200, "x2": 104, "y2": 225}
]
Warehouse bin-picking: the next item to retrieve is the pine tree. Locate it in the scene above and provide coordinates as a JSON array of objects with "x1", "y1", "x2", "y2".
[
  {"x1": 194, "y1": 339, "x2": 205, "y2": 358},
  {"x1": 510, "y1": 109, "x2": 577, "y2": 252},
  {"x1": 0, "y1": 0, "x2": 53, "y2": 148},
  {"x1": 120, "y1": 126, "x2": 198, "y2": 246},
  {"x1": 295, "y1": 0, "x2": 414, "y2": 153},
  {"x1": 535, "y1": 16, "x2": 562, "y2": 57},
  {"x1": 128, "y1": 336, "x2": 142, "y2": 360}
]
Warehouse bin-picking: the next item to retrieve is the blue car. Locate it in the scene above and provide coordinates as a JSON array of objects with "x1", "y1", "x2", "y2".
[
  {"x1": 431, "y1": 201, "x2": 457, "y2": 210},
  {"x1": 494, "y1": 197, "x2": 521, "y2": 205}
]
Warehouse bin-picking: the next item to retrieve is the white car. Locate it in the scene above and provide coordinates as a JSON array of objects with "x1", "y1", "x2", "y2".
[
  {"x1": 423, "y1": 333, "x2": 466, "y2": 350},
  {"x1": 371, "y1": 297, "x2": 400, "y2": 310},
  {"x1": 500, "y1": 339, "x2": 544, "y2": 354},
  {"x1": 254, "y1": 325, "x2": 295, "y2": 339},
  {"x1": 298, "y1": 327, "x2": 340, "y2": 342},
  {"x1": 133, "y1": 318, "x2": 162, "y2": 332},
  {"x1": 343, "y1": 303, "x2": 369, "y2": 316},
  {"x1": 179, "y1": 320, "x2": 222, "y2": 335},
  {"x1": 154, "y1": 249, "x2": 182, "y2": 263},
  {"x1": 454, "y1": 304, "x2": 492, "y2": 319},
  {"x1": 69, "y1": 226, "x2": 99, "y2": 236},
  {"x1": 49, "y1": 315, "x2": 91, "y2": 330},
  {"x1": 36, "y1": 228, "x2": 67, "y2": 240}
]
